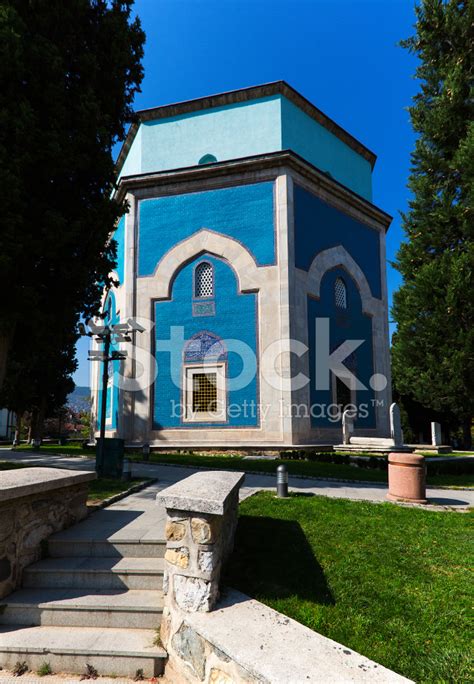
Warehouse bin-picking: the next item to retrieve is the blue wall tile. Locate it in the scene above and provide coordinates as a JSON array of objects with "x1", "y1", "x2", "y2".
[
  {"x1": 112, "y1": 216, "x2": 125, "y2": 285},
  {"x1": 153, "y1": 255, "x2": 258, "y2": 429},
  {"x1": 294, "y1": 184, "x2": 382, "y2": 299},
  {"x1": 307, "y1": 268, "x2": 375, "y2": 428},
  {"x1": 138, "y1": 182, "x2": 275, "y2": 276}
]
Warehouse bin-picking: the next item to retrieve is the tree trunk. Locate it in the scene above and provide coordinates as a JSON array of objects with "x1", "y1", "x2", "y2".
[
  {"x1": 0, "y1": 329, "x2": 12, "y2": 392},
  {"x1": 462, "y1": 417, "x2": 472, "y2": 450},
  {"x1": 33, "y1": 397, "x2": 47, "y2": 443},
  {"x1": 14, "y1": 412, "x2": 22, "y2": 446},
  {"x1": 29, "y1": 409, "x2": 38, "y2": 444}
]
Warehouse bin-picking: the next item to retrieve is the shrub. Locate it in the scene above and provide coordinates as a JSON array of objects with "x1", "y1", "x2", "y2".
[{"x1": 37, "y1": 662, "x2": 52, "y2": 677}]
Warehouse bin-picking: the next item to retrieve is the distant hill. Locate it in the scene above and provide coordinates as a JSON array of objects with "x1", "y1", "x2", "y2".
[{"x1": 68, "y1": 385, "x2": 91, "y2": 413}]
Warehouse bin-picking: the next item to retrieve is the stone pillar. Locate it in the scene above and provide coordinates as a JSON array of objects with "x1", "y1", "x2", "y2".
[
  {"x1": 157, "y1": 471, "x2": 244, "y2": 668},
  {"x1": 431, "y1": 422, "x2": 442, "y2": 446},
  {"x1": 387, "y1": 453, "x2": 427, "y2": 504},
  {"x1": 342, "y1": 409, "x2": 354, "y2": 445},
  {"x1": 389, "y1": 403, "x2": 403, "y2": 446}
]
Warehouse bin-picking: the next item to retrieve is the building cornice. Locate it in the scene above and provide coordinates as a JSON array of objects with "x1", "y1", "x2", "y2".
[
  {"x1": 115, "y1": 81, "x2": 377, "y2": 176},
  {"x1": 115, "y1": 150, "x2": 392, "y2": 232}
]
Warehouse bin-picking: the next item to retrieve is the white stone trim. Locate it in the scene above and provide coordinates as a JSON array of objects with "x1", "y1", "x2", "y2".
[
  {"x1": 142, "y1": 229, "x2": 264, "y2": 299},
  {"x1": 183, "y1": 364, "x2": 227, "y2": 423}
]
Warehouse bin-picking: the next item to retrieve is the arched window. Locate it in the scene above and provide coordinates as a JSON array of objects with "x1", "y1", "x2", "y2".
[
  {"x1": 183, "y1": 332, "x2": 227, "y2": 422},
  {"x1": 335, "y1": 277, "x2": 347, "y2": 309},
  {"x1": 198, "y1": 153, "x2": 217, "y2": 165},
  {"x1": 194, "y1": 262, "x2": 214, "y2": 298}
]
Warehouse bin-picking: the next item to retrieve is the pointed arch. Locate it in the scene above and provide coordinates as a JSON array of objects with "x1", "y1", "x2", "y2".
[
  {"x1": 148, "y1": 229, "x2": 263, "y2": 300},
  {"x1": 307, "y1": 245, "x2": 379, "y2": 316}
]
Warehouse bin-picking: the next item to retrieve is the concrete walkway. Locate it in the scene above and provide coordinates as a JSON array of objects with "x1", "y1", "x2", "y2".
[{"x1": 1, "y1": 449, "x2": 472, "y2": 510}]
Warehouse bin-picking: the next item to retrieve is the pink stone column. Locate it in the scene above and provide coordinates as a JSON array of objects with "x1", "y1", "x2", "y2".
[{"x1": 387, "y1": 453, "x2": 427, "y2": 504}]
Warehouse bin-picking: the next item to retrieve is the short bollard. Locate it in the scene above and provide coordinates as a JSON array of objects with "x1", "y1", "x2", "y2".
[
  {"x1": 277, "y1": 464, "x2": 289, "y2": 498},
  {"x1": 387, "y1": 452, "x2": 427, "y2": 504},
  {"x1": 122, "y1": 458, "x2": 131, "y2": 482}
]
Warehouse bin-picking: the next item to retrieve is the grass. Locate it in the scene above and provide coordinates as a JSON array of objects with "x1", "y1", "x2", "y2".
[
  {"x1": 225, "y1": 491, "x2": 473, "y2": 683},
  {"x1": 12, "y1": 443, "x2": 95, "y2": 457},
  {"x1": 37, "y1": 661, "x2": 53, "y2": 677},
  {"x1": 7, "y1": 444, "x2": 474, "y2": 487},
  {"x1": 0, "y1": 461, "x2": 147, "y2": 503},
  {"x1": 419, "y1": 451, "x2": 474, "y2": 458},
  {"x1": 127, "y1": 451, "x2": 474, "y2": 488},
  {"x1": 86, "y1": 477, "x2": 149, "y2": 504},
  {"x1": 0, "y1": 461, "x2": 27, "y2": 470}
]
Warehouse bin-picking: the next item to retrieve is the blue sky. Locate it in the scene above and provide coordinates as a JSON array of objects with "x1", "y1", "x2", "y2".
[{"x1": 74, "y1": 0, "x2": 418, "y2": 387}]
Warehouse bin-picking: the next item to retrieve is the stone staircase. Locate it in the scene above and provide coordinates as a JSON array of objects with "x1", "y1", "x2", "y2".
[
  {"x1": 0, "y1": 496, "x2": 168, "y2": 678},
  {"x1": 336, "y1": 437, "x2": 413, "y2": 453}
]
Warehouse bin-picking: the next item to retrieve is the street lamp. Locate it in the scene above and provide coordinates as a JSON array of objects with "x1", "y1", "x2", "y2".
[{"x1": 79, "y1": 314, "x2": 143, "y2": 476}]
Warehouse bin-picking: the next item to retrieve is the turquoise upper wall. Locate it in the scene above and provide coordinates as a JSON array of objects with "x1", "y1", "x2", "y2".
[
  {"x1": 280, "y1": 97, "x2": 372, "y2": 200},
  {"x1": 119, "y1": 95, "x2": 372, "y2": 200},
  {"x1": 120, "y1": 96, "x2": 282, "y2": 179}
]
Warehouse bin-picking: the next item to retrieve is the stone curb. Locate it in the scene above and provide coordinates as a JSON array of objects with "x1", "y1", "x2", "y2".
[{"x1": 87, "y1": 478, "x2": 158, "y2": 510}]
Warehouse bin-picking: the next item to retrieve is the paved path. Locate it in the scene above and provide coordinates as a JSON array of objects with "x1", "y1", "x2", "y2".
[{"x1": 1, "y1": 449, "x2": 472, "y2": 510}]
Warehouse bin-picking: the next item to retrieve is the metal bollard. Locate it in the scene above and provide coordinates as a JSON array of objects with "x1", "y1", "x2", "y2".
[
  {"x1": 122, "y1": 458, "x2": 132, "y2": 482},
  {"x1": 277, "y1": 464, "x2": 289, "y2": 498}
]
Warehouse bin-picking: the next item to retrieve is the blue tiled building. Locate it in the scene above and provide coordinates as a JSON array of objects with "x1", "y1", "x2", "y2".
[{"x1": 91, "y1": 82, "x2": 392, "y2": 447}]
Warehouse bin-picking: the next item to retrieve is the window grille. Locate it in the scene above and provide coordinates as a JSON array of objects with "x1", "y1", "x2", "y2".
[
  {"x1": 335, "y1": 277, "x2": 347, "y2": 309},
  {"x1": 192, "y1": 373, "x2": 217, "y2": 413},
  {"x1": 195, "y1": 262, "x2": 213, "y2": 298}
]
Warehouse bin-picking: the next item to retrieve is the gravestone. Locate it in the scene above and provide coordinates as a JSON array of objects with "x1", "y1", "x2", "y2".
[
  {"x1": 342, "y1": 409, "x2": 354, "y2": 445},
  {"x1": 389, "y1": 403, "x2": 403, "y2": 446},
  {"x1": 431, "y1": 421, "x2": 442, "y2": 446}
]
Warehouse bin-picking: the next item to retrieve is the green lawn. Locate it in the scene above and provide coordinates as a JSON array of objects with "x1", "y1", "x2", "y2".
[
  {"x1": 225, "y1": 491, "x2": 473, "y2": 683},
  {"x1": 0, "y1": 461, "x2": 26, "y2": 470},
  {"x1": 127, "y1": 451, "x2": 474, "y2": 488},
  {"x1": 12, "y1": 444, "x2": 95, "y2": 457},
  {"x1": 86, "y1": 477, "x2": 149, "y2": 504},
  {"x1": 0, "y1": 461, "x2": 146, "y2": 503},
  {"x1": 9, "y1": 444, "x2": 474, "y2": 487}
]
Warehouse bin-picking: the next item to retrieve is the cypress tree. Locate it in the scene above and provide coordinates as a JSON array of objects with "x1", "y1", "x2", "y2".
[
  {"x1": 0, "y1": 1, "x2": 145, "y2": 425},
  {"x1": 392, "y1": 0, "x2": 474, "y2": 446}
]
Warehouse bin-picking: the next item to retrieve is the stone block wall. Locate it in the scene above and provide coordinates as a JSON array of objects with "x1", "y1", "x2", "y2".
[
  {"x1": 156, "y1": 471, "x2": 244, "y2": 682},
  {"x1": 0, "y1": 467, "x2": 96, "y2": 599}
]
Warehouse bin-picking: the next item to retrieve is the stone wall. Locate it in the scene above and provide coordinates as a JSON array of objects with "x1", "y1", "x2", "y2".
[{"x1": 0, "y1": 467, "x2": 96, "y2": 599}]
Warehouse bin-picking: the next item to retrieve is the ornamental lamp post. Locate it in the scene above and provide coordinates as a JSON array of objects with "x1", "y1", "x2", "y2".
[{"x1": 79, "y1": 316, "x2": 144, "y2": 477}]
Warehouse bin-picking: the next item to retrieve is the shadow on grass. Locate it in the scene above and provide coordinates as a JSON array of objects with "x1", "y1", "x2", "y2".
[{"x1": 225, "y1": 514, "x2": 334, "y2": 605}]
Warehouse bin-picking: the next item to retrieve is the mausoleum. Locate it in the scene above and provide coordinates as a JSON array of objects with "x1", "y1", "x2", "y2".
[{"x1": 91, "y1": 82, "x2": 392, "y2": 448}]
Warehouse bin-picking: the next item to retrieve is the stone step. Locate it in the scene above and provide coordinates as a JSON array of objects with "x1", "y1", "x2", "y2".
[
  {"x1": 350, "y1": 437, "x2": 395, "y2": 446},
  {"x1": 0, "y1": 625, "x2": 166, "y2": 678},
  {"x1": 48, "y1": 537, "x2": 166, "y2": 559},
  {"x1": 23, "y1": 557, "x2": 165, "y2": 591},
  {"x1": 0, "y1": 588, "x2": 164, "y2": 629}
]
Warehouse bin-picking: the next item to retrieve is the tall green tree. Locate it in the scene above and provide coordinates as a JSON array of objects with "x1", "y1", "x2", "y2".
[
  {"x1": 392, "y1": 0, "x2": 474, "y2": 446},
  {"x1": 0, "y1": 0, "x2": 144, "y2": 421}
]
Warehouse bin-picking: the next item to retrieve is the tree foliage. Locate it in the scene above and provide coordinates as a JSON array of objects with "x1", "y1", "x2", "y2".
[
  {"x1": 0, "y1": 0, "x2": 144, "y2": 427},
  {"x1": 392, "y1": 0, "x2": 474, "y2": 445}
]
